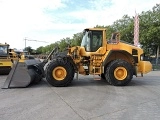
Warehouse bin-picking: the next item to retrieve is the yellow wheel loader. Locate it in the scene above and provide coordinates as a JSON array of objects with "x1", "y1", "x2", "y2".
[
  {"x1": 0, "y1": 43, "x2": 35, "y2": 75},
  {"x1": 2, "y1": 28, "x2": 152, "y2": 88},
  {"x1": 0, "y1": 43, "x2": 13, "y2": 75}
]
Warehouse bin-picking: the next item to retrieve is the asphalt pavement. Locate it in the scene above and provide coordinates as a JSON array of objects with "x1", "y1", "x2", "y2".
[{"x1": 0, "y1": 71, "x2": 160, "y2": 120}]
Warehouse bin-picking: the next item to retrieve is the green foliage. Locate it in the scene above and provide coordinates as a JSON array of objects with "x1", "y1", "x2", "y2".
[
  {"x1": 71, "y1": 32, "x2": 83, "y2": 46},
  {"x1": 113, "y1": 15, "x2": 134, "y2": 43},
  {"x1": 59, "y1": 38, "x2": 70, "y2": 51},
  {"x1": 139, "y1": 4, "x2": 160, "y2": 55},
  {"x1": 35, "y1": 4, "x2": 160, "y2": 56},
  {"x1": 35, "y1": 32, "x2": 83, "y2": 53},
  {"x1": 24, "y1": 46, "x2": 33, "y2": 54},
  {"x1": 36, "y1": 46, "x2": 44, "y2": 54},
  {"x1": 95, "y1": 4, "x2": 160, "y2": 56}
]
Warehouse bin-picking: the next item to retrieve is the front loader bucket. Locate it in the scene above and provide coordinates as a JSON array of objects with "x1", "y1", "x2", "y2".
[{"x1": 2, "y1": 59, "x2": 44, "y2": 89}]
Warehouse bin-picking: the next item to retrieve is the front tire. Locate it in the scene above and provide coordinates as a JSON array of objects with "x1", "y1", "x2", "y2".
[
  {"x1": 105, "y1": 59, "x2": 133, "y2": 86},
  {"x1": 45, "y1": 60, "x2": 75, "y2": 87}
]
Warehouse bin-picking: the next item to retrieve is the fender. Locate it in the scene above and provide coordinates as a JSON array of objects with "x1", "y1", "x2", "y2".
[{"x1": 102, "y1": 50, "x2": 136, "y2": 75}]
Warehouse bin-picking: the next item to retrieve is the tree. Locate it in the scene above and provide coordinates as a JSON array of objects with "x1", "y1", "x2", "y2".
[
  {"x1": 24, "y1": 46, "x2": 33, "y2": 54},
  {"x1": 36, "y1": 46, "x2": 44, "y2": 54},
  {"x1": 140, "y1": 4, "x2": 160, "y2": 63},
  {"x1": 111, "y1": 15, "x2": 134, "y2": 43},
  {"x1": 35, "y1": 4, "x2": 160, "y2": 63},
  {"x1": 95, "y1": 16, "x2": 134, "y2": 43},
  {"x1": 71, "y1": 32, "x2": 83, "y2": 46},
  {"x1": 58, "y1": 37, "x2": 72, "y2": 51}
]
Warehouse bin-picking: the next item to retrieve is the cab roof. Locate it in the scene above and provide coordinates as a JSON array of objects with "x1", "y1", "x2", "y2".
[{"x1": 84, "y1": 28, "x2": 106, "y2": 31}]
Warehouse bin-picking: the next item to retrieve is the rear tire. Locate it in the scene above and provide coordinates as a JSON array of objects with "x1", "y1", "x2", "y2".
[
  {"x1": 105, "y1": 59, "x2": 133, "y2": 86},
  {"x1": 45, "y1": 60, "x2": 75, "y2": 87}
]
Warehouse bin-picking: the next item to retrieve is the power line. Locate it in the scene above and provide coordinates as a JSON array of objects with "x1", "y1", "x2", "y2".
[{"x1": 24, "y1": 37, "x2": 49, "y2": 49}]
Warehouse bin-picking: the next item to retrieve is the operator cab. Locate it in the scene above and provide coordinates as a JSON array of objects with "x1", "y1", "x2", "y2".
[
  {"x1": 0, "y1": 44, "x2": 9, "y2": 57},
  {"x1": 81, "y1": 29, "x2": 103, "y2": 52}
]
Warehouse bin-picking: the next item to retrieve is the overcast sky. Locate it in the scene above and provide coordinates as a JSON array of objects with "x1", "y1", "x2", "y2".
[{"x1": 0, "y1": 0, "x2": 159, "y2": 49}]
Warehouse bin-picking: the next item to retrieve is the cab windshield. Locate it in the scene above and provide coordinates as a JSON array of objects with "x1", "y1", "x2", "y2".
[
  {"x1": 81, "y1": 30, "x2": 102, "y2": 52},
  {"x1": 0, "y1": 45, "x2": 8, "y2": 56}
]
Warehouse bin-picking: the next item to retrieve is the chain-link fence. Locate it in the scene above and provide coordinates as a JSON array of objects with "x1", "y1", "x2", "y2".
[
  {"x1": 152, "y1": 64, "x2": 160, "y2": 71},
  {"x1": 150, "y1": 58, "x2": 160, "y2": 71}
]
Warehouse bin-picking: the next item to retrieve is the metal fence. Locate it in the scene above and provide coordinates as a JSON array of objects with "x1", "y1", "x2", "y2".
[
  {"x1": 144, "y1": 57, "x2": 160, "y2": 71},
  {"x1": 151, "y1": 58, "x2": 160, "y2": 71},
  {"x1": 152, "y1": 64, "x2": 160, "y2": 71}
]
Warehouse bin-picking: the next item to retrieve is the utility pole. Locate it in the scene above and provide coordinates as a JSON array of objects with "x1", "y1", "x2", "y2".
[
  {"x1": 24, "y1": 37, "x2": 27, "y2": 50},
  {"x1": 156, "y1": 45, "x2": 159, "y2": 65}
]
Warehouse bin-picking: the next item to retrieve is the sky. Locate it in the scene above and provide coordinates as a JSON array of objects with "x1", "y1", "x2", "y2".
[{"x1": 0, "y1": 0, "x2": 159, "y2": 50}]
